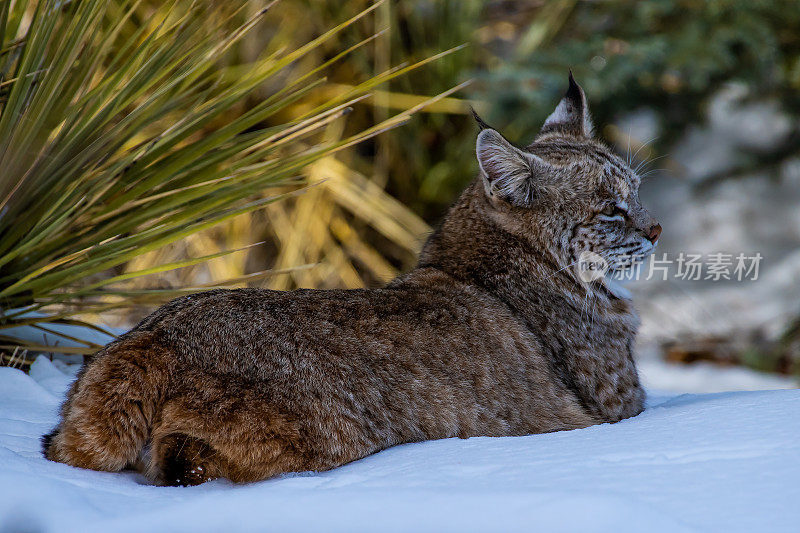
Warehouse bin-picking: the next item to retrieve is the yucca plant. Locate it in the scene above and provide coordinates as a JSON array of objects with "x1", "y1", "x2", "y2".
[
  {"x1": 0, "y1": 0, "x2": 466, "y2": 361},
  {"x1": 120, "y1": 1, "x2": 474, "y2": 296}
]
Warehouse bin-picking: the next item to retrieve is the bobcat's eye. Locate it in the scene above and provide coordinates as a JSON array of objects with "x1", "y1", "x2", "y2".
[{"x1": 598, "y1": 204, "x2": 627, "y2": 221}]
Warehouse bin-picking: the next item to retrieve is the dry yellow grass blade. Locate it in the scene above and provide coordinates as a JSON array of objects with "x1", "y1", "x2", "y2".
[
  {"x1": 324, "y1": 84, "x2": 473, "y2": 115},
  {"x1": 260, "y1": 149, "x2": 433, "y2": 290},
  {"x1": 329, "y1": 216, "x2": 398, "y2": 283},
  {"x1": 320, "y1": 157, "x2": 431, "y2": 253}
]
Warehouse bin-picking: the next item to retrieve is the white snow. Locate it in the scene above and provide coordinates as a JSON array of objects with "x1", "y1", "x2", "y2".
[{"x1": 1, "y1": 356, "x2": 799, "y2": 532}]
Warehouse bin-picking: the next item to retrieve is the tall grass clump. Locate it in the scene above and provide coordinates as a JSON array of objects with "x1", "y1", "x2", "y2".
[{"x1": 0, "y1": 0, "x2": 466, "y2": 360}]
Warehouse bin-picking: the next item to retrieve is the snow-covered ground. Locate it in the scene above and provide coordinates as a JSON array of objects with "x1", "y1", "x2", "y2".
[{"x1": 1, "y1": 357, "x2": 798, "y2": 532}]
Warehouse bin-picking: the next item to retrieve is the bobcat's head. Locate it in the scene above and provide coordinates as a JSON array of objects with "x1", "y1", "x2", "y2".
[{"x1": 474, "y1": 74, "x2": 661, "y2": 290}]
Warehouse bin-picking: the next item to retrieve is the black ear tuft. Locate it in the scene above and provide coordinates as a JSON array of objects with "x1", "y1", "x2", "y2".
[
  {"x1": 566, "y1": 70, "x2": 581, "y2": 106},
  {"x1": 470, "y1": 106, "x2": 493, "y2": 131},
  {"x1": 540, "y1": 71, "x2": 593, "y2": 138}
]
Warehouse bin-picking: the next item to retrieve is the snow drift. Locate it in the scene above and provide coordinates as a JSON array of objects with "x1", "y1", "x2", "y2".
[{"x1": 0, "y1": 356, "x2": 798, "y2": 532}]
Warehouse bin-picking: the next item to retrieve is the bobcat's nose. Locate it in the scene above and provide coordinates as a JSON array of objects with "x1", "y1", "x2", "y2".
[{"x1": 646, "y1": 223, "x2": 662, "y2": 243}]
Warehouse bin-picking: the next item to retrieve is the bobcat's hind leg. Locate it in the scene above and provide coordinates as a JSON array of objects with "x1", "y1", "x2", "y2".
[
  {"x1": 147, "y1": 373, "x2": 310, "y2": 486},
  {"x1": 43, "y1": 332, "x2": 170, "y2": 473}
]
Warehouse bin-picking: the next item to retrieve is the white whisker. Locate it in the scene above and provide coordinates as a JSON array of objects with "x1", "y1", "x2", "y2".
[
  {"x1": 539, "y1": 260, "x2": 580, "y2": 282},
  {"x1": 626, "y1": 126, "x2": 632, "y2": 167},
  {"x1": 635, "y1": 154, "x2": 669, "y2": 175},
  {"x1": 630, "y1": 134, "x2": 659, "y2": 167}
]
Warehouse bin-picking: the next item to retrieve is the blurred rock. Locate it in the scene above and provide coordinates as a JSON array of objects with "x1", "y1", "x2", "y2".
[{"x1": 623, "y1": 86, "x2": 800, "y2": 382}]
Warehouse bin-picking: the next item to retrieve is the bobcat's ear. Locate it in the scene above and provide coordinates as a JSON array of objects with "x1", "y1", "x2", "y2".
[
  {"x1": 540, "y1": 72, "x2": 593, "y2": 138},
  {"x1": 476, "y1": 128, "x2": 551, "y2": 206},
  {"x1": 470, "y1": 106, "x2": 493, "y2": 131}
]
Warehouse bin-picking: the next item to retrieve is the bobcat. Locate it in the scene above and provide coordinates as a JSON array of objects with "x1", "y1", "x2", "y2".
[{"x1": 43, "y1": 74, "x2": 661, "y2": 486}]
